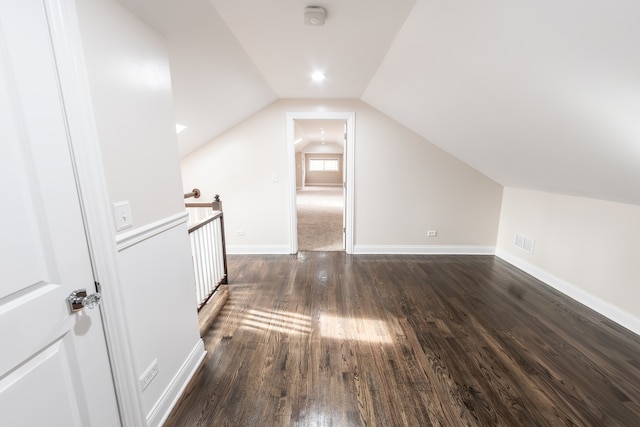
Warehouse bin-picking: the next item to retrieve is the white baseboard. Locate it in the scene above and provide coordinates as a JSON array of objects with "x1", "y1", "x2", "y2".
[
  {"x1": 147, "y1": 339, "x2": 206, "y2": 427},
  {"x1": 496, "y1": 249, "x2": 640, "y2": 336},
  {"x1": 227, "y1": 244, "x2": 494, "y2": 255},
  {"x1": 226, "y1": 245, "x2": 291, "y2": 255},
  {"x1": 353, "y1": 245, "x2": 495, "y2": 255}
]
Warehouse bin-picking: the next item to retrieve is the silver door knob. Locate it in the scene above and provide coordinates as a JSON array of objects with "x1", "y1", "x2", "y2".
[{"x1": 67, "y1": 289, "x2": 102, "y2": 313}]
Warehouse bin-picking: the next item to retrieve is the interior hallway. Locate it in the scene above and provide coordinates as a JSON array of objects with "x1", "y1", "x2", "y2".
[{"x1": 164, "y1": 253, "x2": 640, "y2": 426}]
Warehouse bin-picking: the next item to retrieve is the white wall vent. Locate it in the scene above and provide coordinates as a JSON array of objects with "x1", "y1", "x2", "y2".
[{"x1": 514, "y1": 233, "x2": 535, "y2": 254}]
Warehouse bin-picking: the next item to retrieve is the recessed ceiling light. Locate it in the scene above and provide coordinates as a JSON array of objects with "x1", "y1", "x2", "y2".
[
  {"x1": 176, "y1": 124, "x2": 187, "y2": 134},
  {"x1": 311, "y1": 71, "x2": 326, "y2": 82}
]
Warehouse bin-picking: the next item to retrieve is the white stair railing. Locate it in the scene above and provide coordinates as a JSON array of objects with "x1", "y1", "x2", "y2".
[{"x1": 185, "y1": 192, "x2": 228, "y2": 310}]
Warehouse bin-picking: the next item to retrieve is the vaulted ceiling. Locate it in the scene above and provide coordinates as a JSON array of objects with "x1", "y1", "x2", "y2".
[{"x1": 119, "y1": 0, "x2": 640, "y2": 206}]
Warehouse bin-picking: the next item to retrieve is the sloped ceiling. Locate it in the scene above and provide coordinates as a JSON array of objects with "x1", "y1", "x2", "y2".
[
  {"x1": 294, "y1": 120, "x2": 345, "y2": 153},
  {"x1": 119, "y1": 0, "x2": 277, "y2": 156},
  {"x1": 119, "y1": 0, "x2": 640, "y2": 206},
  {"x1": 363, "y1": 0, "x2": 640, "y2": 206}
]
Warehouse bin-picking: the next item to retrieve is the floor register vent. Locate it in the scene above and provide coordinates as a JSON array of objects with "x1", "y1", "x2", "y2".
[{"x1": 514, "y1": 234, "x2": 535, "y2": 254}]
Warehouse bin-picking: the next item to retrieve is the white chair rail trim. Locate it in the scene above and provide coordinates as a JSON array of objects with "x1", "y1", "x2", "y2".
[{"x1": 116, "y1": 211, "x2": 189, "y2": 252}]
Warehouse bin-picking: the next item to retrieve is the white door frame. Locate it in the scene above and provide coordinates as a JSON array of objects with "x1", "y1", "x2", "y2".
[
  {"x1": 286, "y1": 112, "x2": 355, "y2": 254},
  {"x1": 46, "y1": 0, "x2": 146, "y2": 425}
]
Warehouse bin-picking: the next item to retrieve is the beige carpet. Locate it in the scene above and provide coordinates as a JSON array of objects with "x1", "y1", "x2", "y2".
[{"x1": 297, "y1": 186, "x2": 344, "y2": 251}]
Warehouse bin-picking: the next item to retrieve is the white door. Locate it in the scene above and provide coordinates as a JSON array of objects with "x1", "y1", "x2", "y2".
[{"x1": 0, "y1": 1, "x2": 121, "y2": 426}]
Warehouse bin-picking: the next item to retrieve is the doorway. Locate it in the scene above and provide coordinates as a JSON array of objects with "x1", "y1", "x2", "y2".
[
  {"x1": 286, "y1": 112, "x2": 355, "y2": 254},
  {"x1": 295, "y1": 119, "x2": 345, "y2": 251}
]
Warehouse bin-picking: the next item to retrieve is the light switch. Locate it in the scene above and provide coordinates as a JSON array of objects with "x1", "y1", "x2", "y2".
[
  {"x1": 272, "y1": 173, "x2": 279, "y2": 183},
  {"x1": 113, "y1": 201, "x2": 133, "y2": 231}
]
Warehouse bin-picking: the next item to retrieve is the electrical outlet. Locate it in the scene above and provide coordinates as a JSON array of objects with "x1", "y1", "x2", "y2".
[
  {"x1": 427, "y1": 230, "x2": 437, "y2": 237},
  {"x1": 139, "y1": 359, "x2": 158, "y2": 391},
  {"x1": 236, "y1": 229, "x2": 245, "y2": 236}
]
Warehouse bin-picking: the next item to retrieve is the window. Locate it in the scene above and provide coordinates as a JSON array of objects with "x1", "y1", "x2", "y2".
[{"x1": 309, "y1": 158, "x2": 339, "y2": 172}]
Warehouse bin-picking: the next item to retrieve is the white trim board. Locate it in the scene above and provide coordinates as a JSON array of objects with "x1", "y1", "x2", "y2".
[
  {"x1": 496, "y1": 249, "x2": 640, "y2": 336},
  {"x1": 116, "y1": 211, "x2": 189, "y2": 252},
  {"x1": 353, "y1": 245, "x2": 496, "y2": 255},
  {"x1": 147, "y1": 340, "x2": 206, "y2": 427},
  {"x1": 45, "y1": 1, "x2": 147, "y2": 424}
]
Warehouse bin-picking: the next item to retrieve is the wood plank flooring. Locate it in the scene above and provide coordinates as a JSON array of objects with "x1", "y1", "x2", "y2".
[{"x1": 164, "y1": 253, "x2": 640, "y2": 426}]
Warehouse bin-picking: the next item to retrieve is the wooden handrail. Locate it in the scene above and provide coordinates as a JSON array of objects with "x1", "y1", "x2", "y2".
[
  {"x1": 185, "y1": 194, "x2": 221, "y2": 211},
  {"x1": 184, "y1": 188, "x2": 201, "y2": 199},
  {"x1": 188, "y1": 211, "x2": 223, "y2": 233}
]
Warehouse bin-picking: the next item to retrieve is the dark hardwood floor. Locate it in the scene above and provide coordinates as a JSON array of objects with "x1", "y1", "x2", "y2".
[{"x1": 164, "y1": 253, "x2": 640, "y2": 426}]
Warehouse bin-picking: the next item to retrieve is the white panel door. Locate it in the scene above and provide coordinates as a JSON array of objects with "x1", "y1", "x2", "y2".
[{"x1": 0, "y1": 1, "x2": 120, "y2": 426}]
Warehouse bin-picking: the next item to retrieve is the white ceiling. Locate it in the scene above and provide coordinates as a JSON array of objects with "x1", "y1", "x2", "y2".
[
  {"x1": 210, "y1": 0, "x2": 416, "y2": 99},
  {"x1": 294, "y1": 119, "x2": 345, "y2": 153},
  {"x1": 119, "y1": 0, "x2": 640, "y2": 206}
]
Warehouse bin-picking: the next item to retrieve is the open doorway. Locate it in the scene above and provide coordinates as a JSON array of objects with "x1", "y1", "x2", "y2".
[
  {"x1": 286, "y1": 112, "x2": 355, "y2": 254},
  {"x1": 295, "y1": 119, "x2": 345, "y2": 251}
]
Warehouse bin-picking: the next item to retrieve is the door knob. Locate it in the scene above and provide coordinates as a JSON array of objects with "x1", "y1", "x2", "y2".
[{"x1": 67, "y1": 289, "x2": 102, "y2": 313}]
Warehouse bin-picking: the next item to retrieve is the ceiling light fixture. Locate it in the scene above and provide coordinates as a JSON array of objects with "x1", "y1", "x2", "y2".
[
  {"x1": 304, "y1": 6, "x2": 326, "y2": 26},
  {"x1": 311, "y1": 71, "x2": 326, "y2": 82}
]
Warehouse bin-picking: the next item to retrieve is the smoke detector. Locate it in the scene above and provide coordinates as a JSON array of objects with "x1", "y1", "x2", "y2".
[{"x1": 304, "y1": 6, "x2": 326, "y2": 26}]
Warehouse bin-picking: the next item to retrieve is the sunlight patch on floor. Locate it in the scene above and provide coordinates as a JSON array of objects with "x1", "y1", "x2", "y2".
[
  {"x1": 239, "y1": 309, "x2": 393, "y2": 343},
  {"x1": 319, "y1": 314, "x2": 393, "y2": 344},
  {"x1": 241, "y1": 309, "x2": 312, "y2": 335}
]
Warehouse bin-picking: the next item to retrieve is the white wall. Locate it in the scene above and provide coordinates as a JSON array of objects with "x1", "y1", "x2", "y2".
[
  {"x1": 76, "y1": 0, "x2": 203, "y2": 424},
  {"x1": 78, "y1": 0, "x2": 184, "y2": 228},
  {"x1": 119, "y1": 0, "x2": 277, "y2": 157},
  {"x1": 496, "y1": 187, "x2": 640, "y2": 334},
  {"x1": 181, "y1": 99, "x2": 503, "y2": 254}
]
